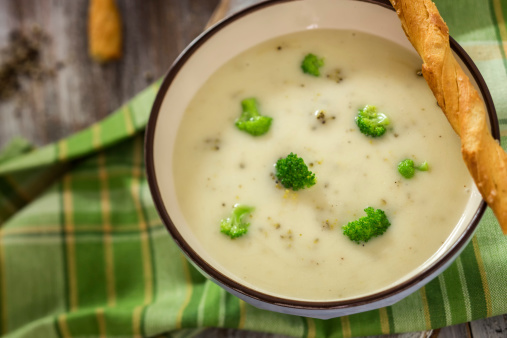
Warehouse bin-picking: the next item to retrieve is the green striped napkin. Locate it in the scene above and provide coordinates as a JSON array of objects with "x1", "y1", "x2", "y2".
[{"x1": 0, "y1": 0, "x2": 506, "y2": 337}]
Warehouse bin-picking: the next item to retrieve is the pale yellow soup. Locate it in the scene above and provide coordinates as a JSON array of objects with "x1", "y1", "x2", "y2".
[{"x1": 172, "y1": 29, "x2": 473, "y2": 301}]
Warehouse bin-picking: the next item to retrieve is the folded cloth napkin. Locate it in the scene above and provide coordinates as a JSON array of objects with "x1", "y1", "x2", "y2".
[{"x1": 0, "y1": 0, "x2": 506, "y2": 337}]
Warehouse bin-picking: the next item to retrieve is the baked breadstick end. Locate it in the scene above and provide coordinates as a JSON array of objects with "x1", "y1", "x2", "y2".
[
  {"x1": 88, "y1": 0, "x2": 122, "y2": 62},
  {"x1": 389, "y1": 0, "x2": 507, "y2": 233}
]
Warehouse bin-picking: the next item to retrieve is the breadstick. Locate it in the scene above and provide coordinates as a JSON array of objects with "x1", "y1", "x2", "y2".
[
  {"x1": 389, "y1": 0, "x2": 507, "y2": 233},
  {"x1": 88, "y1": 0, "x2": 122, "y2": 62}
]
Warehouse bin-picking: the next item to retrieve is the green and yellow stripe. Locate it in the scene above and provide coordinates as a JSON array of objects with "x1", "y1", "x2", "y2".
[
  {"x1": 98, "y1": 153, "x2": 116, "y2": 307},
  {"x1": 0, "y1": 230, "x2": 7, "y2": 335},
  {"x1": 340, "y1": 316, "x2": 351, "y2": 338},
  {"x1": 176, "y1": 255, "x2": 193, "y2": 330},
  {"x1": 62, "y1": 174, "x2": 79, "y2": 311},
  {"x1": 471, "y1": 237, "x2": 492, "y2": 317},
  {"x1": 490, "y1": 0, "x2": 507, "y2": 72},
  {"x1": 379, "y1": 307, "x2": 390, "y2": 334},
  {"x1": 57, "y1": 313, "x2": 72, "y2": 338},
  {"x1": 128, "y1": 137, "x2": 156, "y2": 336}
]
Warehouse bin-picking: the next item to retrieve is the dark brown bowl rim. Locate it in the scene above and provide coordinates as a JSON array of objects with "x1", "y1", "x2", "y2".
[{"x1": 145, "y1": 0, "x2": 500, "y2": 311}]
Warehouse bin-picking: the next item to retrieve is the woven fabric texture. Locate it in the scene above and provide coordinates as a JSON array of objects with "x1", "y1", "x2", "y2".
[{"x1": 0, "y1": 0, "x2": 506, "y2": 337}]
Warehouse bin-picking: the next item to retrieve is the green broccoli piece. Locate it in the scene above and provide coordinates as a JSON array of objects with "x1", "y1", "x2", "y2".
[
  {"x1": 398, "y1": 159, "x2": 429, "y2": 179},
  {"x1": 301, "y1": 53, "x2": 324, "y2": 76},
  {"x1": 275, "y1": 153, "x2": 316, "y2": 191},
  {"x1": 355, "y1": 105, "x2": 390, "y2": 137},
  {"x1": 235, "y1": 98, "x2": 273, "y2": 136},
  {"x1": 220, "y1": 204, "x2": 255, "y2": 239},
  {"x1": 342, "y1": 207, "x2": 391, "y2": 244}
]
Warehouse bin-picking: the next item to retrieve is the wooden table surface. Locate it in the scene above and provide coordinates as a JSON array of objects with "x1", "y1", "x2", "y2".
[{"x1": 0, "y1": 1, "x2": 505, "y2": 337}]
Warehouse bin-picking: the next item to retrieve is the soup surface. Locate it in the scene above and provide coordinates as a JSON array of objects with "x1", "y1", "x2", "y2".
[{"x1": 171, "y1": 29, "x2": 473, "y2": 300}]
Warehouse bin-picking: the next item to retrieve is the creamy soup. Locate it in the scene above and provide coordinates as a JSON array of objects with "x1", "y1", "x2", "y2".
[{"x1": 171, "y1": 29, "x2": 473, "y2": 301}]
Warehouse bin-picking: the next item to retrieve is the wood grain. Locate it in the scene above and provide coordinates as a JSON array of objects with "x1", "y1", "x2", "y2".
[
  {"x1": 470, "y1": 314, "x2": 507, "y2": 337},
  {"x1": 0, "y1": 0, "x2": 219, "y2": 148},
  {"x1": 0, "y1": 0, "x2": 503, "y2": 337}
]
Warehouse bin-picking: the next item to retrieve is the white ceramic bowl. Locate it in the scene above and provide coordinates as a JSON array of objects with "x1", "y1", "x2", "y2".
[{"x1": 145, "y1": 0, "x2": 499, "y2": 319}]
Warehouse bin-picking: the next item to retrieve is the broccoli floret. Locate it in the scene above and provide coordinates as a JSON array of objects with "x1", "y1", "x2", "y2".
[
  {"x1": 355, "y1": 105, "x2": 390, "y2": 137},
  {"x1": 398, "y1": 159, "x2": 429, "y2": 179},
  {"x1": 235, "y1": 98, "x2": 273, "y2": 136},
  {"x1": 301, "y1": 53, "x2": 324, "y2": 76},
  {"x1": 275, "y1": 153, "x2": 316, "y2": 191},
  {"x1": 220, "y1": 204, "x2": 255, "y2": 239},
  {"x1": 342, "y1": 207, "x2": 391, "y2": 244}
]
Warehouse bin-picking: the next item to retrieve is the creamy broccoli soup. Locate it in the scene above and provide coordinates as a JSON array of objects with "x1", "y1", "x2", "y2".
[{"x1": 171, "y1": 29, "x2": 474, "y2": 301}]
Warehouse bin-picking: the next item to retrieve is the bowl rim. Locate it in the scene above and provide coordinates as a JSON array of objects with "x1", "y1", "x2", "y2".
[{"x1": 145, "y1": 0, "x2": 500, "y2": 310}]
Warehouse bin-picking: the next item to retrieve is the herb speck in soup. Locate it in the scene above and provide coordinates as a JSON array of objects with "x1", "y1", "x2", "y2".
[{"x1": 172, "y1": 29, "x2": 473, "y2": 301}]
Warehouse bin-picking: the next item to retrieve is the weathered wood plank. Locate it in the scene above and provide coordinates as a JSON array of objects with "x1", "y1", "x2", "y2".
[
  {"x1": 0, "y1": 1, "x2": 505, "y2": 337},
  {"x1": 470, "y1": 314, "x2": 507, "y2": 338},
  {"x1": 437, "y1": 322, "x2": 472, "y2": 338},
  {"x1": 0, "y1": 0, "x2": 218, "y2": 148},
  {"x1": 196, "y1": 328, "x2": 291, "y2": 338}
]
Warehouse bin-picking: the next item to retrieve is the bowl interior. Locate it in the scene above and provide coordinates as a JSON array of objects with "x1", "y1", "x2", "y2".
[{"x1": 147, "y1": 0, "x2": 491, "y2": 307}]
